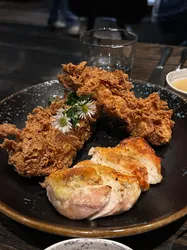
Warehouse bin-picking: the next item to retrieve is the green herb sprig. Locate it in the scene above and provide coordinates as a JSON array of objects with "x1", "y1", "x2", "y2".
[
  {"x1": 65, "y1": 92, "x2": 92, "y2": 106},
  {"x1": 51, "y1": 92, "x2": 95, "y2": 130}
]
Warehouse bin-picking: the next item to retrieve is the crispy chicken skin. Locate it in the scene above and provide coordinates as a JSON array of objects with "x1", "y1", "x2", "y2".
[
  {"x1": 89, "y1": 137, "x2": 162, "y2": 187},
  {"x1": 43, "y1": 166, "x2": 111, "y2": 220},
  {"x1": 118, "y1": 137, "x2": 162, "y2": 184},
  {"x1": 43, "y1": 160, "x2": 141, "y2": 220},
  {"x1": 89, "y1": 146, "x2": 150, "y2": 191},
  {"x1": 43, "y1": 137, "x2": 162, "y2": 220},
  {"x1": 59, "y1": 62, "x2": 133, "y2": 98},
  {"x1": 58, "y1": 62, "x2": 174, "y2": 145},
  {"x1": 0, "y1": 100, "x2": 94, "y2": 177},
  {"x1": 0, "y1": 124, "x2": 21, "y2": 137}
]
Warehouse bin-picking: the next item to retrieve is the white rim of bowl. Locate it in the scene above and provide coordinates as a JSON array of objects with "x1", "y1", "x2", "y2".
[
  {"x1": 166, "y1": 69, "x2": 187, "y2": 95},
  {"x1": 44, "y1": 238, "x2": 133, "y2": 250}
]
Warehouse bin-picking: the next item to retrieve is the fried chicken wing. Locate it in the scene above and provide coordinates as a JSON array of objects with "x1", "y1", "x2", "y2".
[
  {"x1": 58, "y1": 62, "x2": 174, "y2": 145},
  {"x1": 0, "y1": 100, "x2": 94, "y2": 177}
]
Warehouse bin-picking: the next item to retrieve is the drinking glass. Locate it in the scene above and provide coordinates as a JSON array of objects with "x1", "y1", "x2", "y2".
[{"x1": 80, "y1": 28, "x2": 138, "y2": 75}]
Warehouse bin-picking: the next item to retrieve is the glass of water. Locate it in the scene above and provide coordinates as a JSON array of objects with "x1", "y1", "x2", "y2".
[{"x1": 80, "y1": 28, "x2": 138, "y2": 76}]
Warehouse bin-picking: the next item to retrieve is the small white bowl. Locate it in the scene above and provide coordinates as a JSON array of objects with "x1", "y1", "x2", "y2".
[
  {"x1": 166, "y1": 68, "x2": 187, "y2": 98},
  {"x1": 45, "y1": 238, "x2": 133, "y2": 250}
]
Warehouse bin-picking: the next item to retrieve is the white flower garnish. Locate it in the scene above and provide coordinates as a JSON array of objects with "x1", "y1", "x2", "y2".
[
  {"x1": 52, "y1": 112, "x2": 72, "y2": 134},
  {"x1": 78, "y1": 101, "x2": 96, "y2": 119},
  {"x1": 56, "y1": 108, "x2": 66, "y2": 116},
  {"x1": 51, "y1": 95, "x2": 96, "y2": 133}
]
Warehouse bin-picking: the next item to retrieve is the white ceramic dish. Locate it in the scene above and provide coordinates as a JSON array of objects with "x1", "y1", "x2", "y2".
[
  {"x1": 45, "y1": 238, "x2": 133, "y2": 250},
  {"x1": 166, "y1": 68, "x2": 187, "y2": 98}
]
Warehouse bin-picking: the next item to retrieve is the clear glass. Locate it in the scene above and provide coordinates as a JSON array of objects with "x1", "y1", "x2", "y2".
[{"x1": 80, "y1": 28, "x2": 138, "y2": 75}]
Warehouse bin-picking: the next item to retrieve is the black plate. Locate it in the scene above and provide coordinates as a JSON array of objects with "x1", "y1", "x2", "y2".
[{"x1": 0, "y1": 80, "x2": 187, "y2": 238}]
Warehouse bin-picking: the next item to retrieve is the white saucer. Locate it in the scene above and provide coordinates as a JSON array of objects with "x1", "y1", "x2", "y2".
[{"x1": 45, "y1": 238, "x2": 133, "y2": 250}]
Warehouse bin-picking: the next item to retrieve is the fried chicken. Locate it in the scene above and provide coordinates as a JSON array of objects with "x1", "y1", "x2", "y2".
[
  {"x1": 0, "y1": 124, "x2": 21, "y2": 137},
  {"x1": 59, "y1": 61, "x2": 133, "y2": 100},
  {"x1": 98, "y1": 89, "x2": 174, "y2": 145},
  {"x1": 58, "y1": 62, "x2": 174, "y2": 145},
  {"x1": 0, "y1": 100, "x2": 95, "y2": 177},
  {"x1": 0, "y1": 62, "x2": 173, "y2": 178}
]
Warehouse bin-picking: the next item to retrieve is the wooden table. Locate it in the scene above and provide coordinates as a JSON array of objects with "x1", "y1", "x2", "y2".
[{"x1": 0, "y1": 36, "x2": 186, "y2": 250}]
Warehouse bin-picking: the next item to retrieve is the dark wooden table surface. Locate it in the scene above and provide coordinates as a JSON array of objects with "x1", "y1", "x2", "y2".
[{"x1": 0, "y1": 23, "x2": 186, "y2": 249}]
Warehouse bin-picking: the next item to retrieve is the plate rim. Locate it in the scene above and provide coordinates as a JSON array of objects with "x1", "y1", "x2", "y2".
[
  {"x1": 132, "y1": 79, "x2": 187, "y2": 102},
  {"x1": 0, "y1": 202, "x2": 186, "y2": 237},
  {"x1": 0, "y1": 79, "x2": 187, "y2": 238}
]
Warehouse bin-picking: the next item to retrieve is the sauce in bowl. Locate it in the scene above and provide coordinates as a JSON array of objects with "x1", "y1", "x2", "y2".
[{"x1": 172, "y1": 78, "x2": 187, "y2": 92}]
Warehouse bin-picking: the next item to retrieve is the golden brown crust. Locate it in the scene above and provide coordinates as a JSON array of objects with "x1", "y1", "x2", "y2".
[
  {"x1": 0, "y1": 124, "x2": 21, "y2": 138},
  {"x1": 58, "y1": 62, "x2": 133, "y2": 98},
  {"x1": 75, "y1": 160, "x2": 139, "y2": 185},
  {"x1": 58, "y1": 62, "x2": 174, "y2": 146},
  {"x1": 44, "y1": 160, "x2": 141, "y2": 220},
  {"x1": 89, "y1": 146, "x2": 149, "y2": 191},
  {"x1": 119, "y1": 137, "x2": 161, "y2": 174},
  {"x1": 44, "y1": 166, "x2": 103, "y2": 200},
  {"x1": 46, "y1": 166, "x2": 103, "y2": 187},
  {"x1": 0, "y1": 99, "x2": 94, "y2": 177}
]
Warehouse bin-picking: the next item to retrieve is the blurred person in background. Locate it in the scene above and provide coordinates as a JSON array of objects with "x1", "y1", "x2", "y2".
[
  {"x1": 69, "y1": 0, "x2": 148, "y2": 31},
  {"x1": 151, "y1": 0, "x2": 187, "y2": 45},
  {"x1": 48, "y1": 0, "x2": 80, "y2": 35}
]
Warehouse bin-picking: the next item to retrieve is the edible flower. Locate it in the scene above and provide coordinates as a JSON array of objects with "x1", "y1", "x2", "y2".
[
  {"x1": 78, "y1": 101, "x2": 97, "y2": 119},
  {"x1": 51, "y1": 92, "x2": 96, "y2": 134},
  {"x1": 52, "y1": 110, "x2": 72, "y2": 134}
]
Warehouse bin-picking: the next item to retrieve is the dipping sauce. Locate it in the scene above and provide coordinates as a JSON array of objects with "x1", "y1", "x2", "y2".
[{"x1": 172, "y1": 78, "x2": 187, "y2": 92}]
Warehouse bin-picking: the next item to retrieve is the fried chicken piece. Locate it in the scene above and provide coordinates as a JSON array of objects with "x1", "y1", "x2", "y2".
[
  {"x1": 0, "y1": 124, "x2": 21, "y2": 138},
  {"x1": 58, "y1": 62, "x2": 174, "y2": 145},
  {"x1": 0, "y1": 100, "x2": 94, "y2": 177},
  {"x1": 98, "y1": 90, "x2": 174, "y2": 145},
  {"x1": 43, "y1": 160, "x2": 141, "y2": 220},
  {"x1": 58, "y1": 62, "x2": 133, "y2": 99}
]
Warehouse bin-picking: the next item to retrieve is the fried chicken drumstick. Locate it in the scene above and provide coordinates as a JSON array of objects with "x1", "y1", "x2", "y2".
[
  {"x1": 58, "y1": 62, "x2": 174, "y2": 145},
  {"x1": 0, "y1": 99, "x2": 95, "y2": 177}
]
